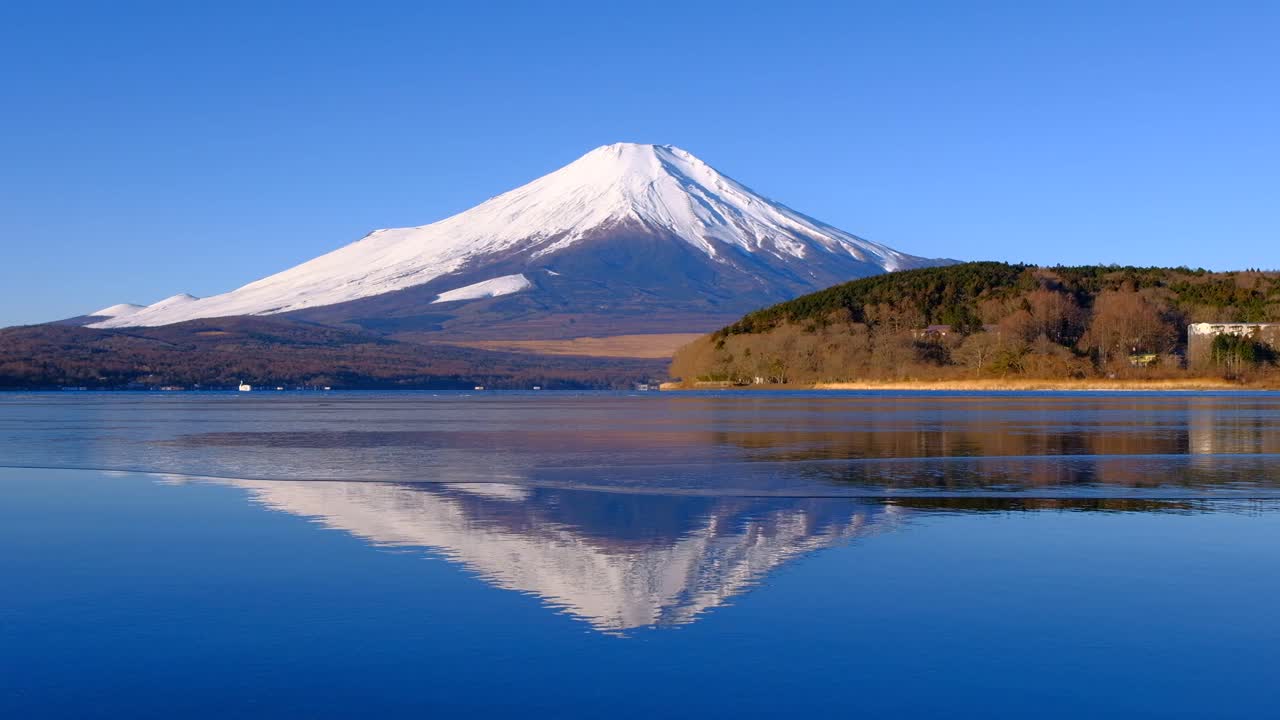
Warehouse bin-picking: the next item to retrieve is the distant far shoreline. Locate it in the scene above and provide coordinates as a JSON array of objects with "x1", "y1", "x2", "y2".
[{"x1": 663, "y1": 378, "x2": 1278, "y2": 392}]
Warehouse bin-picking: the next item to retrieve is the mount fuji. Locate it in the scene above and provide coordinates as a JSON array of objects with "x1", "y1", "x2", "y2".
[{"x1": 84, "y1": 143, "x2": 945, "y2": 338}]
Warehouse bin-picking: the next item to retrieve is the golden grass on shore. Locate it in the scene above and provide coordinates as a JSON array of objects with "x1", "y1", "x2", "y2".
[
  {"x1": 443, "y1": 333, "x2": 704, "y2": 359},
  {"x1": 812, "y1": 378, "x2": 1275, "y2": 391},
  {"x1": 662, "y1": 378, "x2": 1278, "y2": 391}
]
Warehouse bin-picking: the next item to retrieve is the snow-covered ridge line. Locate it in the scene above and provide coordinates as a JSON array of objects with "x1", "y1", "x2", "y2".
[
  {"x1": 432, "y1": 274, "x2": 532, "y2": 304},
  {"x1": 90, "y1": 303, "x2": 146, "y2": 319}
]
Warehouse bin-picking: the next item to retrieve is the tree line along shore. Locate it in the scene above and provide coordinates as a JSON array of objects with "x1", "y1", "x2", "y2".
[{"x1": 669, "y1": 263, "x2": 1280, "y2": 388}]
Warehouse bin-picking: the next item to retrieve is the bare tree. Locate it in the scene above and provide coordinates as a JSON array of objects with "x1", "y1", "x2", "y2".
[
  {"x1": 954, "y1": 332, "x2": 1002, "y2": 377},
  {"x1": 1025, "y1": 289, "x2": 1083, "y2": 344},
  {"x1": 1081, "y1": 290, "x2": 1174, "y2": 370}
]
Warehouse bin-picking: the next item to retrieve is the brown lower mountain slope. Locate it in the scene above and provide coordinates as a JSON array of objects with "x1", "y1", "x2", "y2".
[
  {"x1": 0, "y1": 317, "x2": 665, "y2": 389},
  {"x1": 671, "y1": 262, "x2": 1280, "y2": 386},
  {"x1": 436, "y1": 334, "x2": 703, "y2": 359}
]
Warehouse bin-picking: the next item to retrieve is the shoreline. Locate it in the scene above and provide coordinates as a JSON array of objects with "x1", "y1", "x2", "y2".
[{"x1": 663, "y1": 378, "x2": 1278, "y2": 392}]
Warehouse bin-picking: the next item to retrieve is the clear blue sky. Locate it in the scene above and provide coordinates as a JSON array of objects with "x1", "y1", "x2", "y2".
[{"x1": 2, "y1": 1, "x2": 1276, "y2": 326}]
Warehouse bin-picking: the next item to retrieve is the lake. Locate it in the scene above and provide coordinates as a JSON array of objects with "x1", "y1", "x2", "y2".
[{"x1": 2, "y1": 391, "x2": 1279, "y2": 717}]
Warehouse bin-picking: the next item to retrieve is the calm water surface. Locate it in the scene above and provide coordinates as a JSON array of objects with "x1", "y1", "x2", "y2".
[{"x1": 2, "y1": 392, "x2": 1279, "y2": 717}]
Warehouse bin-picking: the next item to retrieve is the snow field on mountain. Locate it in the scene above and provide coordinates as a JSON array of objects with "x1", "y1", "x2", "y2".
[{"x1": 432, "y1": 274, "x2": 532, "y2": 304}]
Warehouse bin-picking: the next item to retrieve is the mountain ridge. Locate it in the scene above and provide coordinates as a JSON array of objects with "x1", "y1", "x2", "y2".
[{"x1": 86, "y1": 143, "x2": 944, "y2": 334}]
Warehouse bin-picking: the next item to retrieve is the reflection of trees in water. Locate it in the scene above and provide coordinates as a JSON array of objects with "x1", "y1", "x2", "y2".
[
  {"x1": 888, "y1": 497, "x2": 1203, "y2": 513},
  {"x1": 709, "y1": 396, "x2": 1280, "y2": 491},
  {"x1": 1188, "y1": 401, "x2": 1280, "y2": 456},
  {"x1": 780, "y1": 448, "x2": 1278, "y2": 492},
  {"x1": 25, "y1": 394, "x2": 1280, "y2": 495}
]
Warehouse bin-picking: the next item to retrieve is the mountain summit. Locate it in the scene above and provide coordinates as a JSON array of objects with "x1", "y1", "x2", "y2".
[{"x1": 89, "y1": 143, "x2": 945, "y2": 337}]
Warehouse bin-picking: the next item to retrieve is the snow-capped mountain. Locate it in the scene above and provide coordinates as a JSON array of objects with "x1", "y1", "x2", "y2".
[{"x1": 89, "y1": 143, "x2": 944, "y2": 336}]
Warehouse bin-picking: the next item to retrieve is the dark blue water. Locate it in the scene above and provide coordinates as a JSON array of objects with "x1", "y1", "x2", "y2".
[{"x1": 2, "y1": 392, "x2": 1279, "y2": 717}]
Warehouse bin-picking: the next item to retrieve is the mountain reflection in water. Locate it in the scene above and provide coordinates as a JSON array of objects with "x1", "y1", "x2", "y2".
[{"x1": 205, "y1": 479, "x2": 902, "y2": 632}]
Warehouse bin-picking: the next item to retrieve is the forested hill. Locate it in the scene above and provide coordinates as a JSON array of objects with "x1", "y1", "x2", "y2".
[
  {"x1": 672, "y1": 262, "x2": 1280, "y2": 385},
  {"x1": 720, "y1": 262, "x2": 1280, "y2": 336}
]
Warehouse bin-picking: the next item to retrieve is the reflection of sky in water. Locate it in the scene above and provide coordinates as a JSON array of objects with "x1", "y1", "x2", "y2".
[
  {"x1": 2, "y1": 392, "x2": 1280, "y2": 496},
  {"x1": 4, "y1": 467, "x2": 1280, "y2": 718}
]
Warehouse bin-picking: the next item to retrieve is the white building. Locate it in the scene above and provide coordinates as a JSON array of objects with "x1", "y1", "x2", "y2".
[{"x1": 1187, "y1": 322, "x2": 1280, "y2": 365}]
